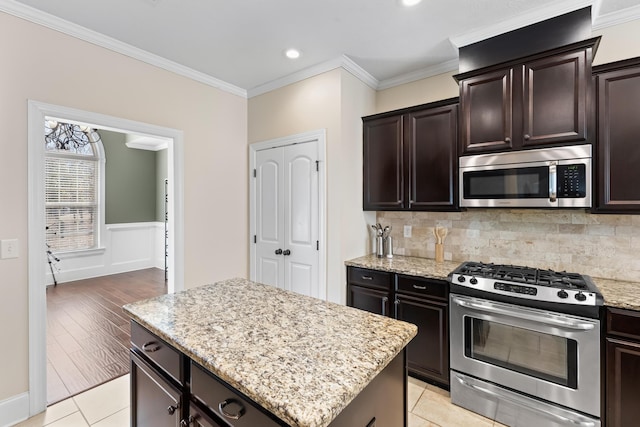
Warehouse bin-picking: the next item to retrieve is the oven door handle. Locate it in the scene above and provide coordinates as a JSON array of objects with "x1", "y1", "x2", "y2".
[
  {"x1": 451, "y1": 296, "x2": 595, "y2": 331},
  {"x1": 453, "y1": 373, "x2": 596, "y2": 427}
]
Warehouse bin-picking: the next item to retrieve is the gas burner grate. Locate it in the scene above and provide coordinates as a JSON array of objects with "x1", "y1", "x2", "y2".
[{"x1": 456, "y1": 262, "x2": 589, "y2": 289}]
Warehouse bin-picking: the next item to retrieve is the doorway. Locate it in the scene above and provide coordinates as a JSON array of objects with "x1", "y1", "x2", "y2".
[
  {"x1": 249, "y1": 130, "x2": 326, "y2": 299},
  {"x1": 28, "y1": 101, "x2": 185, "y2": 415}
]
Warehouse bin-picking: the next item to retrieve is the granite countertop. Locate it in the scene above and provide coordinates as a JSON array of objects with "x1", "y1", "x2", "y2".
[
  {"x1": 123, "y1": 278, "x2": 417, "y2": 427},
  {"x1": 345, "y1": 254, "x2": 460, "y2": 281},
  {"x1": 346, "y1": 254, "x2": 640, "y2": 312}
]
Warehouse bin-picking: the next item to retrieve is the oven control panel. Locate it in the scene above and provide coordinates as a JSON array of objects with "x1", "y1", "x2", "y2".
[{"x1": 494, "y1": 282, "x2": 537, "y2": 296}]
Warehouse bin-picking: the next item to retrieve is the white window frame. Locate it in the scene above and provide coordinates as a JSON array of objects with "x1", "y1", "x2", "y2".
[{"x1": 44, "y1": 121, "x2": 106, "y2": 256}]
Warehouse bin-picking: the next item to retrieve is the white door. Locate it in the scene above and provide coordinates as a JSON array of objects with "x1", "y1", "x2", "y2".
[{"x1": 254, "y1": 141, "x2": 320, "y2": 297}]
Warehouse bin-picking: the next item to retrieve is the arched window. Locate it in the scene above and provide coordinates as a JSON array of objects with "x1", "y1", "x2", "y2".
[{"x1": 44, "y1": 120, "x2": 102, "y2": 252}]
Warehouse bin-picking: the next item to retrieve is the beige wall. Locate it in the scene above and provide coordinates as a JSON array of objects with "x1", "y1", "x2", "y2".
[
  {"x1": 375, "y1": 71, "x2": 459, "y2": 114},
  {"x1": 0, "y1": 11, "x2": 248, "y2": 402},
  {"x1": 593, "y1": 19, "x2": 640, "y2": 65},
  {"x1": 248, "y1": 69, "x2": 376, "y2": 304}
]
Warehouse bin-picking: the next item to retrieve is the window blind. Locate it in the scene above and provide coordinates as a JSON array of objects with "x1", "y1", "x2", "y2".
[{"x1": 45, "y1": 156, "x2": 97, "y2": 251}]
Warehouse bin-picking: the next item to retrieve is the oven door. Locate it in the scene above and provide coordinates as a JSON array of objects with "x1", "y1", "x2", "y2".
[{"x1": 450, "y1": 294, "x2": 600, "y2": 417}]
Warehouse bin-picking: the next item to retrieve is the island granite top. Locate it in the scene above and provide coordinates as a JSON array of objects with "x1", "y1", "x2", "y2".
[
  {"x1": 346, "y1": 254, "x2": 640, "y2": 312},
  {"x1": 123, "y1": 277, "x2": 417, "y2": 427}
]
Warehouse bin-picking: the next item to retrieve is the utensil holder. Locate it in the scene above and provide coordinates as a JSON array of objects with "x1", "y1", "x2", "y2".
[
  {"x1": 385, "y1": 236, "x2": 393, "y2": 259},
  {"x1": 435, "y1": 243, "x2": 444, "y2": 263},
  {"x1": 376, "y1": 236, "x2": 384, "y2": 258}
]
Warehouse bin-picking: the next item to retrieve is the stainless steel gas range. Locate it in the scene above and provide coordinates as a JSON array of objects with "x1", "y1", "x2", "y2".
[{"x1": 448, "y1": 262, "x2": 604, "y2": 427}]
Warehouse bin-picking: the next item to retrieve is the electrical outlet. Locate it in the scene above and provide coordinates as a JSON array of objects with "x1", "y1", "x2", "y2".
[
  {"x1": 403, "y1": 225, "x2": 412, "y2": 238},
  {"x1": 1, "y1": 239, "x2": 19, "y2": 259}
]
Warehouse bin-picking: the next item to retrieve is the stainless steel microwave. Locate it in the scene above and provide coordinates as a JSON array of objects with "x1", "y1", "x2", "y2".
[{"x1": 459, "y1": 144, "x2": 592, "y2": 208}]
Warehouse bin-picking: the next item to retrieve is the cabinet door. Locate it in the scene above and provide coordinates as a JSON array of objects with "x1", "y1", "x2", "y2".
[
  {"x1": 522, "y1": 49, "x2": 589, "y2": 147},
  {"x1": 460, "y1": 68, "x2": 514, "y2": 154},
  {"x1": 606, "y1": 338, "x2": 640, "y2": 427},
  {"x1": 407, "y1": 104, "x2": 458, "y2": 210},
  {"x1": 131, "y1": 351, "x2": 182, "y2": 427},
  {"x1": 363, "y1": 115, "x2": 405, "y2": 210},
  {"x1": 395, "y1": 294, "x2": 448, "y2": 386},
  {"x1": 348, "y1": 285, "x2": 391, "y2": 317},
  {"x1": 595, "y1": 64, "x2": 640, "y2": 212},
  {"x1": 186, "y1": 403, "x2": 225, "y2": 427}
]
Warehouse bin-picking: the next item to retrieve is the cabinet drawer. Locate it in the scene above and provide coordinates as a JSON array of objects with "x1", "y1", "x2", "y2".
[
  {"x1": 131, "y1": 321, "x2": 184, "y2": 385},
  {"x1": 347, "y1": 267, "x2": 392, "y2": 290},
  {"x1": 191, "y1": 362, "x2": 282, "y2": 427},
  {"x1": 607, "y1": 307, "x2": 640, "y2": 341},
  {"x1": 396, "y1": 275, "x2": 448, "y2": 300}
]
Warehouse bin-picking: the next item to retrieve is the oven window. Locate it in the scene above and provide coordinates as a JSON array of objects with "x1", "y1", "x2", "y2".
[
  {"x1": 463, "y1": 166, "x2": 549, "y2": 199},
  {"x1": 464, "y1": 317, "x2": 577, "y2": 388}
]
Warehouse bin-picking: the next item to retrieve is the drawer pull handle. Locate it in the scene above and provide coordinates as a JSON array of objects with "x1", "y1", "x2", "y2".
[
  {"x1": 362, "y1": 275, "x2": 373, "y2": 280},
  {"x1": 167, "y1": 404, "x2": 178, "y2": 415},
  {"x1": 219, "y1": 398, "x2": 246, "y2": 420},
  {"x1": 142, "y1": 341, "x2": 161, "y2": 352},
  {"x1": 412, "y1": 284, "x2": 427, "y2": 290}
]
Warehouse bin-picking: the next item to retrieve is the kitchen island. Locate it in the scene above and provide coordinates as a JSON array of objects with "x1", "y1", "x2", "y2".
[{"x1": 123, "y1": 278, "x2": 417, "y2": 427}]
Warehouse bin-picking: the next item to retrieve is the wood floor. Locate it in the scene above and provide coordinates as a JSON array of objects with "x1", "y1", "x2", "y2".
[{"x1": 46, "y1": 268, "x2": 166, "y2": 405}]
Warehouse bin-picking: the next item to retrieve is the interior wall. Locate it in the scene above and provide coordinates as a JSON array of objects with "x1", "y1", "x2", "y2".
[
  {"x1": 593, "y1": 18, "x2": 640, "y2": 65},
  {"x1": 101, "y1": 130, "x2": 157, "y2": 224},
  {"x1": 375, "y1": 71, "x2": 459, "y2": 114},
  {"x1": 0, "y1": 11, "x2": 247, "y2": 404}
]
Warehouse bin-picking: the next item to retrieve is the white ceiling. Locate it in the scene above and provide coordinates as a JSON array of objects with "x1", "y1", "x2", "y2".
[{"x1": 5, "y1": 0, "x2": 640, "y2": 97}]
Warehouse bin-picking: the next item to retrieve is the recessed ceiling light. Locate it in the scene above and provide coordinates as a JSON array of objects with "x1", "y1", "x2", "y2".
[
  {"x1": 400, "y1": 0, "x2": 422, "y2": 6},
  {"x1": 285, "y1": 49, "x2": 301, "y2": 59}
]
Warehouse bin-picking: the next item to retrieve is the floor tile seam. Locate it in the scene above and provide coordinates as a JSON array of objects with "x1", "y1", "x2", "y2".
[{"x1": 84, "y1": 405, "x2": 129, "y2": 426}]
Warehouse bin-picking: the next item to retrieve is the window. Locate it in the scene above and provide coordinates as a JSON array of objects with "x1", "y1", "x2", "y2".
[{"x1": 44, "y1": 121, "x2": 102, "y2": 252}]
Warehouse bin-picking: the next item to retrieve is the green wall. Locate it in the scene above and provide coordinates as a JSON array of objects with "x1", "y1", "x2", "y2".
[{"x1": 100, "y1": 130, "x2": 159, "y2": 224}]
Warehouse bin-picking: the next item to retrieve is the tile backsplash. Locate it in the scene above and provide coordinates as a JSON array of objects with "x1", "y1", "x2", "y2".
[{"x1": 377, "y1": 209, "x2": 640, "y2": 282}]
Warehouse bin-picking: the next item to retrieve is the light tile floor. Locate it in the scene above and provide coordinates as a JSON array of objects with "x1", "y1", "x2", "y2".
[{"x1": 16, "y1": 375, "x2": 505, "y2": 427}]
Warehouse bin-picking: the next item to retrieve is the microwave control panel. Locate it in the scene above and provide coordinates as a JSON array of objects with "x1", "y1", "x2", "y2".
[{"x1": 557, "y1": 164, "x2": 586, "y2": 198}]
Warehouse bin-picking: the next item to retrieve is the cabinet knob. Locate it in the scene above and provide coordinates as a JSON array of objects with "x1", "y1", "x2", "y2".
[
  {"x1": 504, "y1": 137, "x2": 512, "y2": 143},
  {"x1": 524, "y1": 134, "x2": 531, "y2": 141},
  {"x1": 167, "y1": 405, "x2": 178, "y2": 415},
  {"x1": 180, "y1": 416, "x2": 194, "y2": 427}
]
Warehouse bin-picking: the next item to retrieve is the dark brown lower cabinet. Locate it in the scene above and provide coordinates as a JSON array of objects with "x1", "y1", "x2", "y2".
[
  {"x1": 605, "y1": 307, "x2": 640, "y2": 427},
  {"x1": 348, "y1": 285, "x2": 391, "y2": 317},
  {"x1": 395, "y1": 293, "x2": 448, "y2": 386},
  {"x1": 131, "y1": 351, "x2": 183, "y2": 427},
  {"x1": 347, "y1": 267, "x2": 450, "y2": 388}
]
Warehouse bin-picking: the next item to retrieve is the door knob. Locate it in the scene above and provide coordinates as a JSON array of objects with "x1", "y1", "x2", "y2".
[
  {"x1": 275, "y1": 249, "x2": 283, "y2": 255},
  {"x1": 283, "y1": 249, "x2": 291, "y2": 256}
]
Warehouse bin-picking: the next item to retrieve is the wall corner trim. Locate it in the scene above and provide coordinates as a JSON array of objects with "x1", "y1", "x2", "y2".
[{"x1": 0, "y1": 392, "x2": 29, "y2": 427}]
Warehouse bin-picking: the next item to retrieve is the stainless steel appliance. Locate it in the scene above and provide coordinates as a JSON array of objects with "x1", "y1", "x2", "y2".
[
  {"x1": 459, "y1": 144, "x2": 592, "y2": 208},
  {"x1": 448, "y1": 262, "x2": 603, "y2": 427}
]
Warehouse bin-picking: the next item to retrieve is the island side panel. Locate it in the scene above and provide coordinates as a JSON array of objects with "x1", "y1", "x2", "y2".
[{"x1": 328, "y1": 349, "x2": 407, "y2": 427}]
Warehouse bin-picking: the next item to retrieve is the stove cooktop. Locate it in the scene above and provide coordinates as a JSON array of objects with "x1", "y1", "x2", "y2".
[{"x1": 449, "y1": 261, "x2": 603, "y2": 310}]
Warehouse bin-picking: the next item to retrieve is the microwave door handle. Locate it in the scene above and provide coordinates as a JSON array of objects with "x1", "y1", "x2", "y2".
[{"x1": 549, "y1": 162, "x2": 557, "y2": 203}]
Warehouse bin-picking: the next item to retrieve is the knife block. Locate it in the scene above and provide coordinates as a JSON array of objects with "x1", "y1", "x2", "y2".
[{"x1": 435, "y1": 243, "x2": 444, "y2": 263}]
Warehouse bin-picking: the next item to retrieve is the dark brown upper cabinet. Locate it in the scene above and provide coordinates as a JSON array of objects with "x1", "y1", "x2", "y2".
[
  {"x1": 593, "y1": 58, "x2": 640, "y2": 213},
  {"x1": 363, "y1": 98, "x2": 459, "y2": 211},
  {"x1": 456, "y1": 38, "x2": 599, "y2": 155}
]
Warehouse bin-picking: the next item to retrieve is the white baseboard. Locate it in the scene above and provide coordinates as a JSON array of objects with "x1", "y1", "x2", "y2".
[{"x1": 0, "y1": 392, "x2": 29, "y2": 427}]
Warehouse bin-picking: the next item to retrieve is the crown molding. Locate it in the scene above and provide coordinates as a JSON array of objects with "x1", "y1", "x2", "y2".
[
  {"x1": 449, "y1": 0, "x2": 594, "y2": 48},
  {"x1": 247, "y1": 55, "x2": 379, "y2": 98},
  {"x1": 0, "y1": 0, "x2": 247, "y2": 98},
  {"x1": 593, "y1": 3, "x2": 640, "y2": 30},
  {"x1": 377, "y1": 59, "x2": 459, "y2": 90}
]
